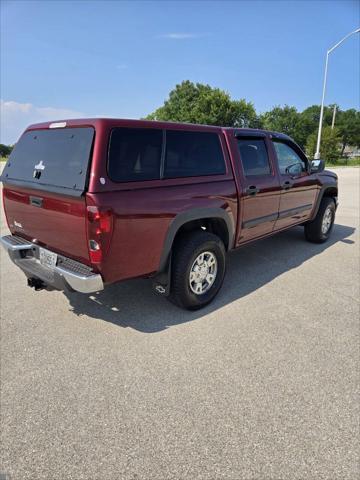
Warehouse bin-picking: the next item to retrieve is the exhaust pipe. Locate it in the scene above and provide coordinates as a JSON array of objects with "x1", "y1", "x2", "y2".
[{"x1": 27, "y1": 277, "x2": 46, "y2": 291}]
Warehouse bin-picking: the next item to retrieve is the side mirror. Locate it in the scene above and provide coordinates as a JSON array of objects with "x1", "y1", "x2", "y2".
[{"x1": 310, "y1": 159, "x2": 325, "y2": 174}]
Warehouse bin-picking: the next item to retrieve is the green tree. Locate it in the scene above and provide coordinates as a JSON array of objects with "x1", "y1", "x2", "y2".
[
  {"x1": 261, "y1": 105, "x2": 304, "y2": 146},
  {"x1": 336, "y1": 109, "x2": 360, "y2": 155},
  {"x1": 147, "y1": 80, "x2": 260, "y2": 127},
  {"x1": 299, "y1": 105, "x2": 360, "y2": 156},
  {"x1": 298, "y1": 104, "x2": 334, "y2": 147},
  {"x1": 0, "y1": 144, "x2": 13, "y2": 157},
  {"x1": 306, "y1": 126, "x2": 341, "y2": 163}
]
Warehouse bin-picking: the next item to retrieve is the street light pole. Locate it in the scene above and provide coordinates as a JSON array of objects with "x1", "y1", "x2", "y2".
[
  {"x1": 331, "y1": 105, "x2": 337, "y2": 129},
  {"x1": 314, "y1": 28, "x2": 360, "y2": 160}
]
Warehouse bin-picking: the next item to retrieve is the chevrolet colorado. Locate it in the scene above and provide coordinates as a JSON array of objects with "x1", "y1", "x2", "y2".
[{"x1": 1, "y1": 119, "x2": 338, "y2": 310}]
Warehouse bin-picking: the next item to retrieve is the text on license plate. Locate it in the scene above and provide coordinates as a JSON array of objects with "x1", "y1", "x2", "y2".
[{"x1": 39, "y1": 248, "x2": 58, "y2": 270}]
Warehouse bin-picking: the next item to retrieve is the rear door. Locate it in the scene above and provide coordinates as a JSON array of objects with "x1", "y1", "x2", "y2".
[
  {"x1": 270, "y1": 139, "x2": 318, "y2": 230},
  {"x1": 1, "y1": 126, "x2": 95, "y2": 264},
  {"x1": 236, "y1": 135, "x2": 281, "y2": 244}
]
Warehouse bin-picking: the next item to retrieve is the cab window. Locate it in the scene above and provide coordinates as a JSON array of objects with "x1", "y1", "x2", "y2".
[{"x1": 273, "y1": 141, "x2": 306, "y2": 175}]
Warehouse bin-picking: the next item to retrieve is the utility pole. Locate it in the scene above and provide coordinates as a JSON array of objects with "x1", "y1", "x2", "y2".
[{"x1": 331, "y1": 105, "x2": 337, "y2": 129}]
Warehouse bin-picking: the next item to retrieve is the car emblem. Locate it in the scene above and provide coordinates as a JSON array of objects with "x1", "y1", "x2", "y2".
[
  {"x1": 34, "y1": 160, "x2": 45, "y2": 171},
  {"x1": 33, "y1": 160, "x2": 45, "y2": 179}
]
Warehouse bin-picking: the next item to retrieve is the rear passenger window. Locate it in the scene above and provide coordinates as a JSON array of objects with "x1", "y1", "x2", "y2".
[
  {"x1": 237, "y1": 138, "x2": 271, "y2": 176},
  {"x1": 108, "y1": 128, "x2": 162, "y2": 182},
  {"x1": 164, "y1": 131, "x2": 225, "y2": 179}
]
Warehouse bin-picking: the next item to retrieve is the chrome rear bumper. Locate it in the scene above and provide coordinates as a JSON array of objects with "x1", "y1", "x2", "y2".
[{"x1": 1, "y1": 235, "x2": 104, "y2": 294}]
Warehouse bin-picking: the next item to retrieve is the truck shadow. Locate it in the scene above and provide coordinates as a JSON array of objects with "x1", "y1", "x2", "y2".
[{"x1": 65, "y1": 224, "x2": 355, "y2": 333}]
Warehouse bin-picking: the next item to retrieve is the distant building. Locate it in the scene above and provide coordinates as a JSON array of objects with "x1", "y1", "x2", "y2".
[{"x1": 343, "y1": 146, "x2": 360, "y2": 158}]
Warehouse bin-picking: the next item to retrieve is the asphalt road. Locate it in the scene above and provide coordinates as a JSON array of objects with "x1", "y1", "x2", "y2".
[{"x1": 1, "y1": 168, "x2": 359, "y2": 480}]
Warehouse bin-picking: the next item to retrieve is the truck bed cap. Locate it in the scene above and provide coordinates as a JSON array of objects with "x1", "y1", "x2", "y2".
[{"x1": 24, "y1": 118, "x2": 290, "y2": 140}]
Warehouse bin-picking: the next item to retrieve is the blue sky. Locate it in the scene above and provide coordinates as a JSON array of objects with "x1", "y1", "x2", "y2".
[{"x1": 1, "y1": 0, "x2": 359, "y2": 144}]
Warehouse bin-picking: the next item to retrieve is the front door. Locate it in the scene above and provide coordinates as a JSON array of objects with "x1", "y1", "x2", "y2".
[
  {"x1": 271, "y1": 139, "x2": 318, "y2": 230},
  {"x1": 236, "y1": 135, "x2": 281, "y2": 244}
]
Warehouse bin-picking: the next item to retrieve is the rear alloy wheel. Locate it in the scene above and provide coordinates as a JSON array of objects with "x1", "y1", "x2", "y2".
[
  {"x1": 304, "y1": 197, "x2": 336, "y2": 243},
  {"x1": 189, "y1": 251, "x2": 218, "y2": 295},
  {"x1": 168, "y1": 231, "x2": 226, "y2": 310}
]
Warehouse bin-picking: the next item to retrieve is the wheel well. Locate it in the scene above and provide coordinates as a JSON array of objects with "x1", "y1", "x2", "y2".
[
  {"x1": 153, "y1": 216, "x2": 230, "y2": 291},
  {"x1": 173, "y1": 217, "x2": 230, "y2": 251},
  {"x1": 323, "y1": 187, "x2": 338, "y2": 201}
]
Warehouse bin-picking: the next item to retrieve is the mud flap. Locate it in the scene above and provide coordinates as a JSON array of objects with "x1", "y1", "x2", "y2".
[{"x1": 151, "y1": 257, "x2": 172, "y2": 296}]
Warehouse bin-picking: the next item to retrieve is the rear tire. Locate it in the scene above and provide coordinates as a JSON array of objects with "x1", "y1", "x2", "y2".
[
  {"x1": 168, "y1": 231, "x2": 226, "y2": 310},
  {"x1": 304, "y1": 197, "x2": 336, "y2": 243}
]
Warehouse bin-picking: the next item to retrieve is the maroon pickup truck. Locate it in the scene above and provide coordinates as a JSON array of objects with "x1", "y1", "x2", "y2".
[{"x1": 1, "y1": 119, "x2": 338, "y2": 310}]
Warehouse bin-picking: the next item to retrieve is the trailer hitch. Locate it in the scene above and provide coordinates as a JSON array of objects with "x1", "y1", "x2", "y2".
[{"x1": 27, "y1": 277, "x2": 47, "y2": 291}]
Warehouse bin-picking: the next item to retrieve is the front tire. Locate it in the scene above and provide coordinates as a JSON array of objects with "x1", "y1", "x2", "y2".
[
  {"x1": 304, "y1": 197, "x2": 336, "y2": 243},
  {"x1": 168, "y1": 231, "x2": 226, "y2": 310}
]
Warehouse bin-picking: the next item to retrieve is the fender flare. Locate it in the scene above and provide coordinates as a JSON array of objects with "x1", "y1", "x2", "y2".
[
  {"x1": 152, "y1": 207, "x2": 235, "y2": 296},
  {"x1": 310, "y1": 183, "x2": 338, "y2": 221},
  {"x1": 158, "y1": 207, "x2": 235, "y2": 273}
]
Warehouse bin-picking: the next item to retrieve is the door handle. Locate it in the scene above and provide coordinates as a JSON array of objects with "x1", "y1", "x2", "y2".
[
  {"x1": 282, "y1": 181, "x2": 292, "y2": 190},
  {"x1": 246, "y1": 185, "x2": 259, "y2": 196}
]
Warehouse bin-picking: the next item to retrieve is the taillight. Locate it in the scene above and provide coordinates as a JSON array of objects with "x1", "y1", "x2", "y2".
[{"x1": 86, "y1": 206, "x2": 113, "y2": 264}]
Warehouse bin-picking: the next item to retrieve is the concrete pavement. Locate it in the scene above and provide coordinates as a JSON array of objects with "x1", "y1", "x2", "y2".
[{"x1": 1, "y1": 168, "x2": 359, "y2": 479}]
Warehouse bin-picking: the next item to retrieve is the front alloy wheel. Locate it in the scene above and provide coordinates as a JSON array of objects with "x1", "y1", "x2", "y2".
[
  {"x1": 321, "y1": 206, "x2": 333, "y2": 235},
  {"x1": 304, "y1": 196, "x2": 336, "y2": 243}
]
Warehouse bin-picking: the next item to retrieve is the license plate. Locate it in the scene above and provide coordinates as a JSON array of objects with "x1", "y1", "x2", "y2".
[{"x1": 39, "y1": 247, "x2": 58, "y2": 270}]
